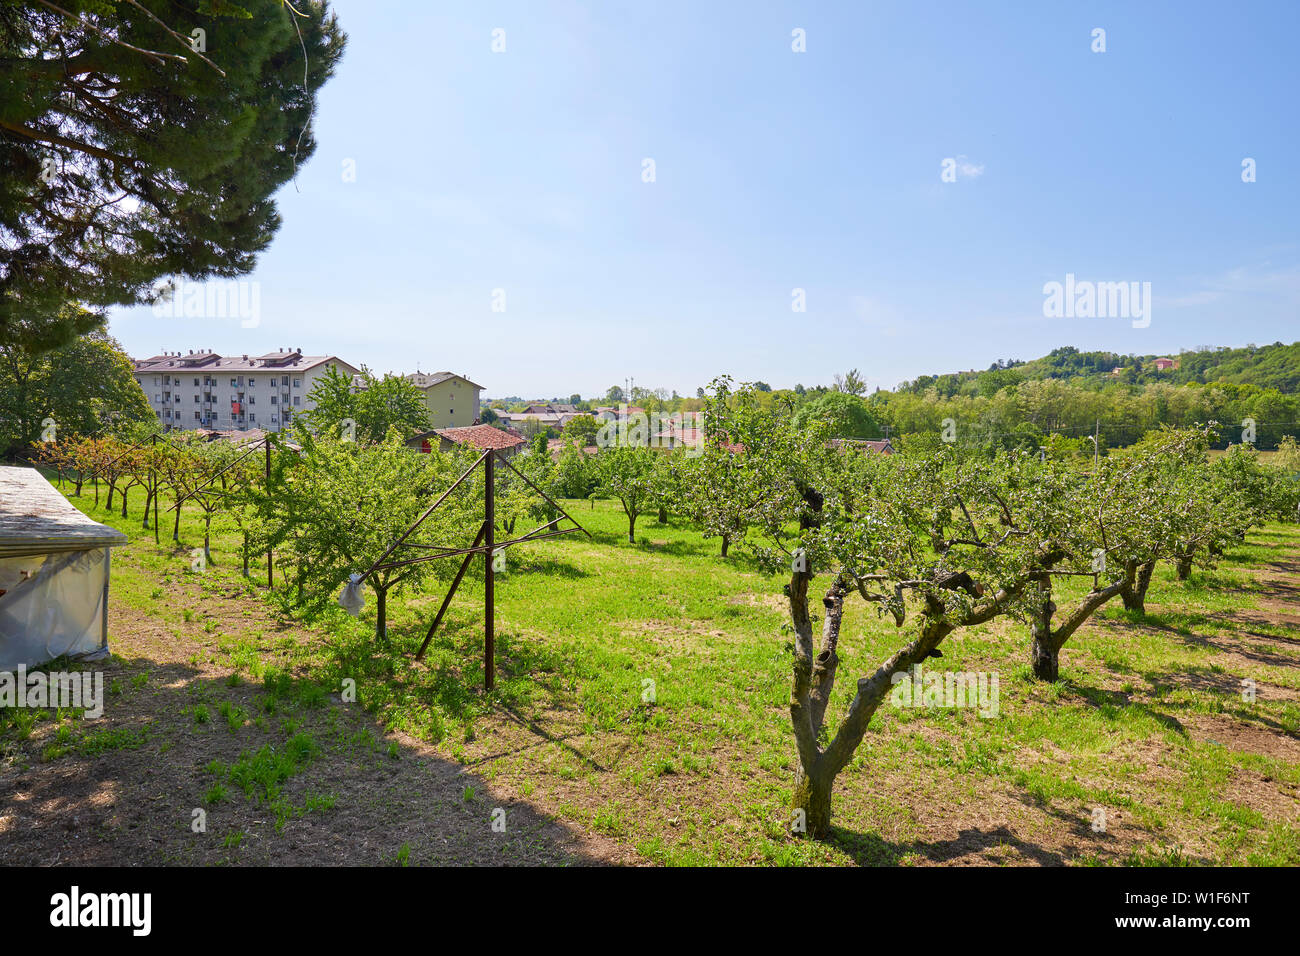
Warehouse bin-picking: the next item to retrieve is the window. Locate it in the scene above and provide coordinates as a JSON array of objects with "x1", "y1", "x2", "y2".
[
  {"x1": 249, "y1": 413, "x2": 256, "y2": 423},
  {"x1": 194, "y1": 378, "x2": 199, "y2": 386},
  {"x1": 293, "y1": 378, "x2": 301, "y2": 388},
  {"x1": 155, "y1": 394, "x2": 161, "y2": 402},
  {"x1": 153, "y1": 376, "x2": 160, "y2": 385},
  {"x1": 194, "y1": 396, "x2": 199, "y2": 403},
  {"x1": 248, "y1": 377, "x2": 256, "y2": 385},
  {"x1": 230, "y1": 378, "x2": 237, "y2": 387},
  {"x1": 282, "y1": 376, "x2": 289, "y2": 386},
  {"x1": 194, "y1": 411, "x2": 200, "y2": 420},
  {"x1": 270, "y1": 396, "x2": 277, "y2": 405},
  {"x1": 293, "y1": 397, "x2": 300, "y2": 406}
]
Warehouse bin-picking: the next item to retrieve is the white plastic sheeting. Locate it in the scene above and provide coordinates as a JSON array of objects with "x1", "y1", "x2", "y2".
[
  {"x1": 0, "y1": 466, "x2": 124, "y2": 670},
  {"x1": 0, "y1": 547, "x2": 110, "y2": 670},
  {"x1": 337, "y1": 572, "x2": 365, "y2": 616}
]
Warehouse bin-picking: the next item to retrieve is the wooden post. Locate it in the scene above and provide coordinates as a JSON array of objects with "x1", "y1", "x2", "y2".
[
  {"x1": 484, "y1": 451, "x2": 495, "y2": 691},
  {"x1": 265, "y1": 438, "x2": 273, "y2": 588}
]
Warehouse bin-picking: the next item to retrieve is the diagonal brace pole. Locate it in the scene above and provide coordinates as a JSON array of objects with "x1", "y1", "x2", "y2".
[{"x1": 415, "y1": 521, "x2": 487, "y2": 660}]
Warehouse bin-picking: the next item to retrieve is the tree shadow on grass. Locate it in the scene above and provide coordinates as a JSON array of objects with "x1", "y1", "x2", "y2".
[
  {"x1": 505, "y1": 558, "x2": 590, "y2": 580},
  {"x1": 0, "y1": 653, "x2": 626, "y2": 866},
  {"x1": 634, "y1": 538, "x2": 709, "y2": 557},
  {"x1": 1055, "y1": 678, "x2": 1187, "y2": 735},
  {"x1": 1134, "y1": 612, "x2": 1300, "y2": 668},
  {"x1": 826, "y1": 823, "x2": 1071, "y2": 867}
]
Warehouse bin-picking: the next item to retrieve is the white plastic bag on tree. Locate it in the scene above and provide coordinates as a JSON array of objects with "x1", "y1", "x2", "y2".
[{"x1": 337, "y1": 573, "x2": 365, "y2": 616}]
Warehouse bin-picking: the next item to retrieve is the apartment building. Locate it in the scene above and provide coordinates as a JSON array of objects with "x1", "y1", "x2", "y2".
[
  {"x1": 132, "y1": 348, "x2": 361, "y2": 433},
  {"x1": 404, "y1": 371, "x2": 484, "y2": 429}
]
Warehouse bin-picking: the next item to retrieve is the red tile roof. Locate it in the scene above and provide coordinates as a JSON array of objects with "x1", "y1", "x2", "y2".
[{"x1": 433, "y1": 424, "x2": 526, "y2": 450}]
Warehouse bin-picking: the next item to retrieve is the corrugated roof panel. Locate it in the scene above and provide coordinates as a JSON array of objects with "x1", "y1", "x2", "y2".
[{"x1": 0, "y1": 467, "x2": 129, "y2": 557}]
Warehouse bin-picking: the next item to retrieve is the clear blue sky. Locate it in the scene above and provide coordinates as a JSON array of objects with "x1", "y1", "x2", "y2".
[{"x1": 109, "y1": 0, "x2": 1300, "y2": 398}]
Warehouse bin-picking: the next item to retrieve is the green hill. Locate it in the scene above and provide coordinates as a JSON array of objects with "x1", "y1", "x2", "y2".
[{"x1": 900, "y1": 342, "x2": 1300, "y2": 396}]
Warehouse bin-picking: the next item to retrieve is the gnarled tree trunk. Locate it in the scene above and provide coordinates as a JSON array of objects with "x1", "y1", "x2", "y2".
[
  {"x1": 1120, "y1": 560, "x2": 1154, "y2": 612},
  {"x1": 1029, "y1": 577, "x2": 1059, "y2": 681},
  {"x1": 1028, "y1": 575, "x2": 1129, "y2": 681}
]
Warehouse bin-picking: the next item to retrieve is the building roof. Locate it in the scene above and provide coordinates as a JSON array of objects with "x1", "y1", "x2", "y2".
[
  {"x1": 406, "y1": 371, "x2": 485, "y2": 390},
  {"x1": 413, "y1": 424, "x2": 526, "y2": 451},
  {"x1": 497, "y1": 411, "x2": 566, "y2": 425},
  {"x1": 133, "y1": 350, "x2": 357, "y2": 375},
  {"x1": 652, "y1": 424, "x2": 705, "y2": 446},
  {"x1": 193, "y1": 428, "x2": 272, "y2": 446},
  {"x1": 0, "y1": 467, "x2": 129, "y2": 557}
]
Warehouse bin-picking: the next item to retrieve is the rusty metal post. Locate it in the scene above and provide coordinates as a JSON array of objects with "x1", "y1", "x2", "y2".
[
  {"x1": 265, "y1": 437, "x2": 273, "y2": 588},
  {"x1": 484, "y1": 450, "x2": 495, "y2": 691}
]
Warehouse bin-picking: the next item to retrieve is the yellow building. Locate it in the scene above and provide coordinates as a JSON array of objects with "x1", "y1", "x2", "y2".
[{"x1": 405, "y1": 371, "x2": 484, "y2": 429}]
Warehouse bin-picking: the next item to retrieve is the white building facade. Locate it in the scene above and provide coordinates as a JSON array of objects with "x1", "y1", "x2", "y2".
[{"x1": 132, "y1": 348, "x2": 360, "y2": 433}]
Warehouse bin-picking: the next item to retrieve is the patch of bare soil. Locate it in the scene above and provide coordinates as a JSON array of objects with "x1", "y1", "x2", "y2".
[{"x1": 0, "y1": 575, "x2": 636, "y2": 867}]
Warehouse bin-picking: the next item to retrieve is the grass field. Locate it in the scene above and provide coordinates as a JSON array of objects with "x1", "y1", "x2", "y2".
[{"x1": 2, "y1": 476, "x2": 1298, "y2": 866}]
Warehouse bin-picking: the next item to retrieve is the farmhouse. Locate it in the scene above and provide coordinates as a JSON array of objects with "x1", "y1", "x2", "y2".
[
  {"x1": 408, "y1": 423, "x2": 527, "y2": 459},
  {"x1": 0, "y1": 467, "x2": 128, "y2": 669}
]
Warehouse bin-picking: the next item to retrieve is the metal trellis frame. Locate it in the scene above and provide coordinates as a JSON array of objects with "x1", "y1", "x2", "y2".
[{"x1": 362, "y1": 447, "x2": 591, "y2": 690}]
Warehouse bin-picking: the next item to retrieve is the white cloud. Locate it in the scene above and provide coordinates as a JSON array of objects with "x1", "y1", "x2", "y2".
[{"x1": 954, "y1": 155, "x2": 984, "y2": 179}]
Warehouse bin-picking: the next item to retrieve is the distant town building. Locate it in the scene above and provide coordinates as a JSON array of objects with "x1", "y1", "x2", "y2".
[
  {"x1": 489, "y1": 401, "x2": 585, "y2": 431},
  {"x1": 1153, "y1": 357, "x2": 1177, "y2": 371},
  {"x1": 405, "y1": 371, "x2": 484, "y2": 429},
  {"x1": 132, "y1": 348, "x2": 360, "y2": 433}
]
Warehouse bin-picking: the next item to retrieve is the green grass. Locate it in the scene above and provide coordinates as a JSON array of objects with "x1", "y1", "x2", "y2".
[{"x1": 31, "y1": 471, "x2": 1300, "y2": 866}]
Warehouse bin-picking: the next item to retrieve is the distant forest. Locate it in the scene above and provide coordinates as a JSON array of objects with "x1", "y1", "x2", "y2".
[{"x1": 899, "y1": 342, "x2": 1300, "y2": 396}]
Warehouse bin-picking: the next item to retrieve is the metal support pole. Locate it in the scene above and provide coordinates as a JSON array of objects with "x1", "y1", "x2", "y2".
[
  {"x1": 265, "y1": 438, "x2": 273, "y2": 588},
  {"x1": 415, "y1": 522, "x2": 487, "y2": 660},
  {"x1": 484, "y1": 451, "x2": 495, "y2": 691},
  {"x1": 101, "y1": 547, "x2": 111, "y2": 652}
]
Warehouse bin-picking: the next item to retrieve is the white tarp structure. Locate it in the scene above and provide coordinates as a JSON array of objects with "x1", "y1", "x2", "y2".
[{"x1": 0, "y1": 466, "x2": 128, "y2": 669}]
